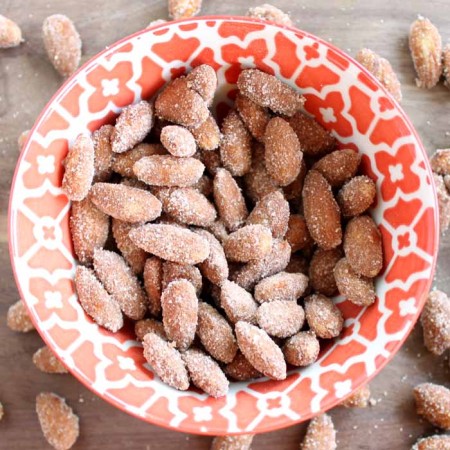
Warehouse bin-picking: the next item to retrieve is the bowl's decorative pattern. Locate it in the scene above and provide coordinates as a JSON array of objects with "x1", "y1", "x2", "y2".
[{"x1": 9, "y1": 17, "x2": 438, "y2": 435}]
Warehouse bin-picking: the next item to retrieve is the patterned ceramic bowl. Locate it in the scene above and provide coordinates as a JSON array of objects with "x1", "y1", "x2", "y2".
[{"x1": 9, "y1": 16, "x2": 439, "y2": 436}]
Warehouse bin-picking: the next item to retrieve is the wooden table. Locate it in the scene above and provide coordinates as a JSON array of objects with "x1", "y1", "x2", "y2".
[{"x1": 1, "y1": 1, "x2": 450, "y2": 448}]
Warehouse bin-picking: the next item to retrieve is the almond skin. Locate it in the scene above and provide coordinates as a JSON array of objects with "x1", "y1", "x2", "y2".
[
  {"x1": 190, "y1": 114, "x2": 221, "y2": 150},
  {"x1": 92, "y1": 124, "x2": 114, "y2": 182},
  {"x1": 414, "y1": 383, "x2": 450, "y2": 429}
]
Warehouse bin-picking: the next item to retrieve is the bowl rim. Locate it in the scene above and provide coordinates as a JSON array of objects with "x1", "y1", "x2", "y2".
[{"x1": 8, "y1": 15, "x2": 440, "y2": 435}]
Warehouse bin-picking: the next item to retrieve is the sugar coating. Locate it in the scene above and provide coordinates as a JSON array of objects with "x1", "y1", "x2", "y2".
[
  {"x1": 161, "y1": 125, "x2": 197, "y2": 157},
  {"x1": 283, "y1": 331, "x2": 320, "y2": 367},
  {"x1": 220, "y1": 280, "x2": 258, "y2": 324},
  {"x1": 433, "y1": 172, "x2": 450, "y2": 232},
  {"x1": 0, "y1": 15, "x2": 22, "y2": 48},
  {"x1": 6, "y1": 300, "x2": 35, "y2": 332},
  {"x1": 414, "y1": 382, "x2": 450, "y2": 429},
  {"x1": 264, "y1": 117, "x2": 302, "y2": 186},
  {"x1": 134, "y1": 318, "x2": 165, "y2": 341},
  {"x1": 220, "y1": 110, "x2": 252, "y2": 176},
  {"x1": 36, "y1": 392, "x2": 79, "y2": 450},
  {"x1": 413, "y1": 435, "x2": 450, "y2": 450},
  {"x1": 257, "y1": 300, "x2": 305, "y2": 338},
  {"x1": 301, "y1": 414, "x2": 337, "y2": 450},
  {"x1": 168, "y1": 0, "x2": 202, "y2": 19},
  {"x1": 17, "y1": 129, "x2": 30, "y2": 150},
  {"x1": 430, "y1": 149, "x2": 450, "y2": 175},
  {"x1": 285, "y1": 214, "x2": 312, "y2": 252},
  {"x1": 207, "y1": 219, "x2": 229, "y2": 243},
  {"x1": 341, "y1": 384, "x2": 371, "y2": 408},
  {"x1": 235, "y1": 92, "x2": 270, "y2": 142},
  {"x1": 196, "y1": 229, "x2": 229, "y2": 285},
  {"x1": 334, "y1": 257, "x2": 376, "y2": 307},
  {"x1": 142, "y1": 332, "x2": 189, "y2": 390},
  {"x1": 92, "y1": 124, "x2": 114, "y2": 181},
  {"x1": 211, "y1": 434, "x2": 254, "y2": 450},
  {"x1": 182, "y1": 348, "x2": 229, "y2": 398},
  {"x1": 224, "y1": 351, "x2": 261, "y2": 381},
  {"x1": 337, "y1": 175, "x2": 376, "y2": 217},
  {"x1": 420, "y1": 289, "x2": 450, "y2": 355},
  {"x1": 143, "y1": 257, "x2": 163, "y2": 317},
  {"x1": 224, "y1": 224, "x2": 273, "y2": 262},
  {"x1": 309, "y1": 248, "x2": 342, "y2": 297},
  {"x1": 62, "y1": 134, "x2": 95, "y2": 201},
  {"x1": 247, "y1": 3, "x2": 293, "y2": 26},
  {"x1": 162, "y1": 261, "x2": 202, "y2": 294},
  {"x1": 90, "y1": 182, "x2": 162, "y2": 223},
  {"x1": 235, "y1": 321, "x2": 286, "y2": 380},
  {"x1": 190, "y1": 114, "x2": 221, "y2": 151},
  {"x1": 33, "y1": 346, "x2": 68, "y2": 374},
  {"x1": 112, "y1": 143, "x2": 166, "y2": 177},
  {"x1": 129, "y1": 223, "x2": 210, "y2": 265},
  {"x1": 186, "y1": 64, "x2": 217, "y2": 106},
  {"x1": 197, "y1": 302, "x2": 238, "y2": 363},
  {"x1": 237, "y1": 69, "x2": 304, "y2": 117},
  {"x1": 254, "y1": 271, "x2": 309, "y2": 303},
  {"x1": 304, "y1": 294, "x2": 344, "y2": 339},
  {"x1": 42, "y1": 14, "x2": 81, "y2": 77}
]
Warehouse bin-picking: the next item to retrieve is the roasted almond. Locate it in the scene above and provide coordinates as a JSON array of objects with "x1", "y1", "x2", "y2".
[
  {"x1": 413, "y1": 435, "x2": 450, "y2": 450},
  {"x1": 257, "y1": 300, "x2": 305, "y2": 338},
  {"x1": 186, "y1": 64, "x2": 217, "y2": 106},
  {"x1": 134, "y1": 318, "x2": 165, "y2": 341},
  {"x1": 168, "y1": 0, "x2": 202, "y2": 19},
  {"x1": 7, "y1": 300, "x2": 35, "y2": 332},
  {"x1": 434, "y1": 173, "x2": 450, "y2": 232},
  {"x1": 337, "y1": 175, "x2": 376, "y2": 217},
  {"x1": 112, "y1": 143, "x2": 166, "y2": 177},
  {"x1": 33, "y1": 346, "x2": 68, "y2": 374},
  {"x1": 92, "y1": 124, "x2": 114, "y2": 181},
  {"x1": 190, "y1": 114, "x2": 221, "y2": 150},
  {"x1": 235, "y1": 92, "x2": 270, "y2": 141},
  {"x1": 283, "y1": 331, "x2": 320, "y2": 367},
  {"x1": 301, "y1": 414, "x2": 336, "y2": 450},
  {"x1": 444, "y1": 44, "x2": 450, "y2": 88},
  {"x1": 309, "y1": 248, "x2": 342, "y2": 297},
  {"x1": 162, "y1": 261, "x2": 202, "y2": 294},
  {"x1": 220, "y1": 280, "x2": 258, "y2": 324},
  {"x1": 143, "y1": 257, "x2": 163, "y2": 316},
  {"x1": 160, "y1": 125, "x2": 196, "y2": 157},
  {"x1": 304, "y1": 294, "x2": 343, "y2": 339},
  {"x1": 224, "y1": 351, "x2": 261, "y2": 381},
  {"x1": 0, "y1": 15, "x2": 23, "y2": 48},
  {"x1": 414, "y1": 382, "x2": 450, "y2": 429},
  {"x1": 285, "y1": 214, "x2": 312, "y2": 252},
  {"x1": 211, "y1": 435, "x2": 254, "y2": 450},
  {"x1": 224, "y1": 224, "x2": 273, "y2": 262},
  {"x1": 430, "y1": 149, "x2": 450, "y2": 175},
  {"x1": 254, "y1": 271, "x2": 309, "y2": 303},
  {"x1": 196, "y1": 229, "x2": 229, "y2": 285},
  {"x1": 247, "y1": 3, "x2": 292, "y2": 26},
  {"x1": 340, "y1": 385, "x2": 371, "y2": 408}
]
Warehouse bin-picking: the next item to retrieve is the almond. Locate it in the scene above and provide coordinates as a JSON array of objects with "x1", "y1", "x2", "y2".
[
  {"x1": 143, "y1": 257, "x2": 163, "y2": 316},
  {"x1": 304, "y1": 294, "x2": 343, "y2": 339},
  {"x1": 309, "y1": 248, "x2": 342, "y2": 297},
  {"x1": 190, "y1": 114, "x2": 221, "y2": 150},
  {"x1": 235, "y1": 92, "x2": 270, "y2": 141},
  {"x1": 162, "y1": 261, "x2": 202, "y2": 294},
  {"x1": 224, "y1": 351, "x2": 261, "y2": 381},
  {"x1": 301, "y1": 414, "x2": 336, "y2": 450},
  {"x1": 0, "y1": 15, "x2": 23, "y2": 48},
  {"x1": 283, "y1": 331, "x2": 320, "y2": 367},
  {"x1": 160, "y1": 125, "x2": 196, "y2": 157},
  {"x1": 254, "y1": 271, "x2": 309, "y2": 303},
  {"x1": 6, "y1": 300, "x2": 34, "y2": 332},
  {"x1": 285, "y1": 214, "x2": 312, "y2": 252},
  {"x1": 92, "y1": 124, "x2": 114, "y2": 181},
  {"x1": 247, "y1": 4, "x2": 292, "y2": 26},
  {"x1": 220, "y1": 280, "x2": 258, "y2": 324},
  {"x1": 134, "y1": 318, "x2": 165, "y2": 341},
  {"x1": 414, "y1": 382, "x2": 450, "y2": 429},
  {"x1": 168, "y1": 0, "x2": 202, "y2": 19},
  {"x1": 256, "y1": 300, "x2": 305, "y2": 338},
  {"x1": 211, "y1": 435, "x2": 254, "y2": 450},
  {"x1": 196, "y1": 229, "x2": 229, "y2": 285},
  {"x1": 112, "y1": 143, "x2": 166, "y2": 177},
  {"x1": 340, "y1": 385, "x2": 371, "y2": 408},
  {"x1": 186, "y1": 64, "x2": 217, "y2": 106},
  {"x1": 434, "y1": 173, "x2": 450, "y2": 232},
  {"x1": 32, "y1": 346, "x2": 68, "y2": 374},
  {"x1": 337, "y1": 175, "x2": 376, "y2": 217},
  {"x1": 413, "y1": 435, "x2": 450, "y2": 450},
  {"x1": 430, "y1": 149, "x2": 450, "y2": 175},
  {"x1": 224, "y1": 224, "x2": 273, "y2": 262}
]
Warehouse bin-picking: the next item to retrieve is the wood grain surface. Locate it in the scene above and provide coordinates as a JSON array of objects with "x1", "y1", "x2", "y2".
[{"x1": 1, "y1": 0, "x2": 450, "y2": 449}]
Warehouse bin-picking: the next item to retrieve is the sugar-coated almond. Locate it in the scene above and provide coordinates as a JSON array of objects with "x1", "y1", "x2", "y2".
[
  {"x1": 143, "y1": 257, "x2": 163, "y2": 316},
  {"x1": 134, "y1": 318, "x2": 166, "y2": 341},
  {"x1": 62, "y1": 134, "x2": 94, "y2": 201},
  {"x1": 334, "y1": 257, "x2": 376, "y2": 307},
  {"x1": 200, "y1": 149, "x2": 221, "y2": 176},
  {"x1": 254, "y1": 271, "x2": 308, "y2": 303},
  {"x1": 33, "y1": 346, "x2": 68, "y2": 374},
  {"x1": 283, "y1": 331, "x2": 320, "y2": 367},
  {"x1": 257, "y1": 300, "x2": 305, "y2": 338},
  {"x1": 213, "y1": 168, "x2": 248, "y2": 231},
  {"x1": 235, "y1": 321, "x2": 286, "y2": 380},
  {"x1": 344, "y1": 215, "x2": 383, "y2": 277},
  {"x1": 430, "y1": 149, "x2": 450, "y2": 175},
  {"x1": 161, "y1": 279, "x2": 198, "y2": 350},
  {"x1": 42, "y1": 14, "x2": 81, "y2": 77},
  {"x1": 283, "y1": 159, "x2": 307, "y2": 203},
  {"x1": 286, "y1": 254, "x2": 309, "y2": 275},
  {"x1": 197, "y1": 302, "x2": 238, "y2": 363},
  {"x1": 70, "y1": 197, "x2": 109, "y2": 264},
  {"x1": 220, "y1": 280, "x2": 258, "y2": 324},
  {"x1": 303, "y1": 170, "x2": 342, "y2": 250},
  {"x1": 288, "y1": 112, "x2": 336, "y2": 157},
  {"x1": 0, "y1": 15, "x2": 23, "y2": 48},
  {"x1": 186, "y1": 64, "x2": 217, "y2": 106},
  {"x1": 235, "y1": 93, "x2": 270, "y2": 141},
  {"x1": 337, "y1": 175, "x2": 376, "y2": 217},
  {"x1": 129, "y1": 223, "x2": 210, "y2": 265},
  {"x1": 247, "y1": 3, "x2": 292, "y2": 26},
  {"x1": 301, "y1": 414, "x2": 336, "y2": 450},
  {"x1": 168, "y1": 0, "x2": 202, "y2": 19},
  {"x1": 414, "y1": 383, "x2": 450, "y2": 429},
  {"x1": 224, "y1": 351, "x2": 261, "y2": 381},
  {"x1": 92, "y1": 124, "x2": 114, "y2": 181},
  {"x1": 193, "y1": 174, "x2": 213, "y2": 197},
  {"x1": 191, "y1": 114, "x2": 221, "y2": 150},
  {"x1": 143, "y1": 332, "x2": 189, "y2": 390},
  {"x1": 160, "y1": 125, "x2": 196, "y2": 157},
  {"x1": 237, "y1": 69, "x2": 304, "y2": 116},
  {"x1": 211, "y1": 435, "x2": 254, "y2": 450},
  {"x1": 264, "y1": 117, "x2": 302, "y2": 186},
  {"x1": 90, "y1": 182, "x2": 162, "y2": 223},
  {"x1": 309, "y1": 248, "x2": 342, "y2": 297},
  {"x1": 182, "y1": 348, "x2": 229, "y2": 398},
  {"x1": 112, "y1": 143, "x2": 166, "y2": 177},
  {"x1": 75, "y1": 266, "x2": 123, "y2": 332},
  {"x1": 285, "y1": 214, "x2": 312, "y2": 252},
  {"x1": 207, "y1": 219, "x2": 229, "y2": 243},
  {"x1": 444, "y1": 44, "x2": 450, "y2": 88},
  {"x1": 162, "y1": 261, "x2": 202, "y2": 294},
  {"x1": 224, "y1": 224, "x2": 272, "y2": 262},
  {"x1": 340, "y1": 385, "x2": 371, "y2": 408},
  {"x1": 413, "y1": 435, "x2": 450, "y2": 450},
  {"x1": 196, "y1": 229, "x2": 229, "y2": 285},
  {"x1": 7, "y1": 300, "x2": 35, "y2": 332},
  {"x1": 36, "y1": 392, "x2": 79, "y2": 450},
  {"x1": 304, "y1": 294, "x2": 343, "y2": 339},
  {"x1": 420, "y1": 290, "x2": 450, "y2": 355},
  {"x1": 434, "y1": 173, "x2": 450, "y2": 232},
  {"x1": 220, "y1": 110, "x2": 252, "y2": 176}
]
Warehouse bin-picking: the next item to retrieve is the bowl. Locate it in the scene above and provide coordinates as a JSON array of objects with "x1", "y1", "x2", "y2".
[{"x1": 8, "y1": 16, "x2": 439, "y2": 435}]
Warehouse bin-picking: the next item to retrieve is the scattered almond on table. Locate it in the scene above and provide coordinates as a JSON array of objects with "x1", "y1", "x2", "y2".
[
  {"x1": 6, "y1": 300, "x2": 35, "y2": 332},
  {"x1": 33, "y1": 346, "x2": 68, "y2": 374},
  {"x1": 300, "y1": 414, "x2": 337, "y2": 450},
  {"x1": 247, "y1": 4, "x2": 292, "y2": 27},
  {"x1": 0, "y1": 14, "x2": 23, "y2": 48},
  {"x1": 211, "y1": 434, "x2": 254, "y2": 450}
]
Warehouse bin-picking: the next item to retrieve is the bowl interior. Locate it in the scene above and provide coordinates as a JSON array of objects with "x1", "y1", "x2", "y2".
[{"x1": 8, "y1": 16, "x2": 438, "y2": 435}]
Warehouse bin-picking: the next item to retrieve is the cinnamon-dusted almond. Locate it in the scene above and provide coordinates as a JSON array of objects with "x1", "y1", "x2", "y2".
[
  {"x1": 257, "y1": 300, "x2": 305, "y2": 338},
  {"x1": 224, "y1": 351, "x2": 261, "y2": 381},
  {"x1": 155, "y1": 77, "x2": 209, "y2": 128},
  {"x1": 304, "y1": 294, "x2": 343, "y2": 339},
  {"x1": 32, "y1": 346, "x2": 68, "y2": 374},
  {"x1": 220, "y1": 280, "x2": 258, "y2": 324},
  {"x1": 162, "y1": 261, "x2": 202, "y2": 294},
  {"x1": 62, "y1": 134, "x2": 94, "y2": 201},
  {"x1": 207, "y1": 219, "x2": 229, "y2": 243},
  {"x1": 160, "y1": 125, "x2": 196, "y2": 157},
  {"x1": 92, "y1": 124, "x2": 114, "y2": 181},
  {"x1": 235, "y1": 321, "x2": 286, "y2": 380},
  {"x1": 247, "y1": 3, "x2": 292, "y2": 26},
  {"x1": 211, "y1": 435, "x2": 254, "y2": 450},
  {"x1": 413, "y1": 435, "x2": 450, "y2": 450},
  {"x1": 301, "y1": 414, "x2": 336, "y2": 450},
  {"x1": 220, "y1": 110, "x2": 252, "y2": 176},
  {"x1": 224, "y1": 224, "x2": 272, "y2": 262},
  {"x1": 312, "y1": 149, "x2": 361, "y2": 188},
  {"x1": 168, "y1": 0, "x2": 202, "y2": 19},
  {"x1": 75, "y1": 266, "x2": 123, "y2": 332},
  {"x1": 285, "y1": 214, "x2": 312, "y2": 252},
  {"x1": 309, "y1": 248, "x2": 342, "y2": 297},
  {"x1": 90, "y1": 183, "x2": 162, "y2": 223},
  {"x1": 200, "y1": 149, "x2": 222, "y2": 175},
  {"x1": 237, "y1": 68, "x2": 304, "y2": 116},
  {"x1": 193, "y1": 174, "x2": 213, "y2": 197},
  {"x1": 70, "y1": 197, "x2": 109, "y2": 264},
  {"x1": 112, "y1": 143, "x2": 166, "y2": 177},
  {"x1": 93, "y1": 249, "x2": 147, "y2": 320},
  {"x1": 430, "y1": 149, "x2": 450, "y2": 175},
  {"x1": 337, "y1": 175, "x2": 376, "y2": 217},
  {"x1": 213, "y1": 168, "x2": 248, "y2": 231},
  {"x1": 302, "y1": 170, "x2": 342, "y2": 250},
  {"x1": 196, "y1": 229, "x2": 229, "y2": 285},
  {"x1": 190, "y1": 114, "x2": 221, "y2": 151},
  {"x1": 182, "y1": 348, "x2": 229, "y2": 398},
  {"x1": 143, "y1": 332, "x2": 189, "y2": 390},
  {"x1": 0, "y1": 15, "x2": 23, "y2": 48},
  {"x1": 42, "y1": 14, "x2": 81, "y2": 77},
  {"x1": 161, "y1": 279, "x2": 198, "y2": 350},
  {"x1": 134, "y1": 154, "x2": 204, "y2": 187},
  {"x1": 254, "y1": 271, "x2": 308, "y2": 303},
  {"x1": 197, "y1": 302, "x2": 238, "y2": 363},
  {"x1": 7, "y1": 300, "x2": 35, "y2": 332},
  {"x1": 414, "y1": 383, "x2": 450, "y2": 429},
  {"x1": 341, "y1": 385, "x2": 371, "y2": 408},
  {"x1": 334, "y1": 257, "x2": 376, "y2": 307},
  {"x1": 186, "y1": 64, "x2": 217, "y2": 106},
  {"x1": 36, "y1": 392, "x2": 79, "y2": 450},
  {"x1": 444, "y1": 44, "x2": 450, "y2": 88},
  {"x1": 235, "y1": 93, "x2": 270, "y2": 141},
  {"x1": 134, "y1": 318, "x2": 166, "y2": 341},
  {"x1": 264, "y1": 117, "x2": 302, "y2": 186},
  {"x1": 283, "y1": 159, "x2": 307, "y2": 203},
  {"x1": 129, "y1": 223, "x2": 210, "y2": 265},
  {"x1": 143, "y1": 257, "x2": 163, "y2": 316},
  {"x1": 283, "y1": 331, "x2": 320, "y2": 367},
  {"x1": 288, "y1": 112, "x2": 336, "y2": 157},
  {"x1": 434, "y1": 173, "x2": 450, "y2": 232},
  {"x1": 344, "y1": 215, "x2": 383, "y2": 277},
  {"x1": 409, "y1": 16, "x2": 442, "y2": 89}
]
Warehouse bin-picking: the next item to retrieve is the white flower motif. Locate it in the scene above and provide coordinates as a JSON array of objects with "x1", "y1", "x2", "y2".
[
  {"x1": 193, "y1": 406, "x2": 212, "y2": 422},
  {"x1": 319, "y1": 107, "x2": 336, "y2": 123},
  {"x1": 117, "y1": 356, "x2": 136, "y2": 371},
  {"x1": 399, "y1": 298, "x2": 417, "y2": 317},
  {"x1": 101, "y1": 78, "x2": 120, "y2": 97},
  {"x1": 37, "y1": 155, "x2": 55, "y2": 174},
  {"x1": 44, "y1": 290, "x2": 63, "y2": 309},
  {"x1": 334, "y1": 380, "x2": 352, "y2": 398},
  {"x1": 389, "y1": 163, "x2": 404, "y2": 182},
  {"x1": 238, "y1": 56, "x2": 255, "y2": 66}
]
